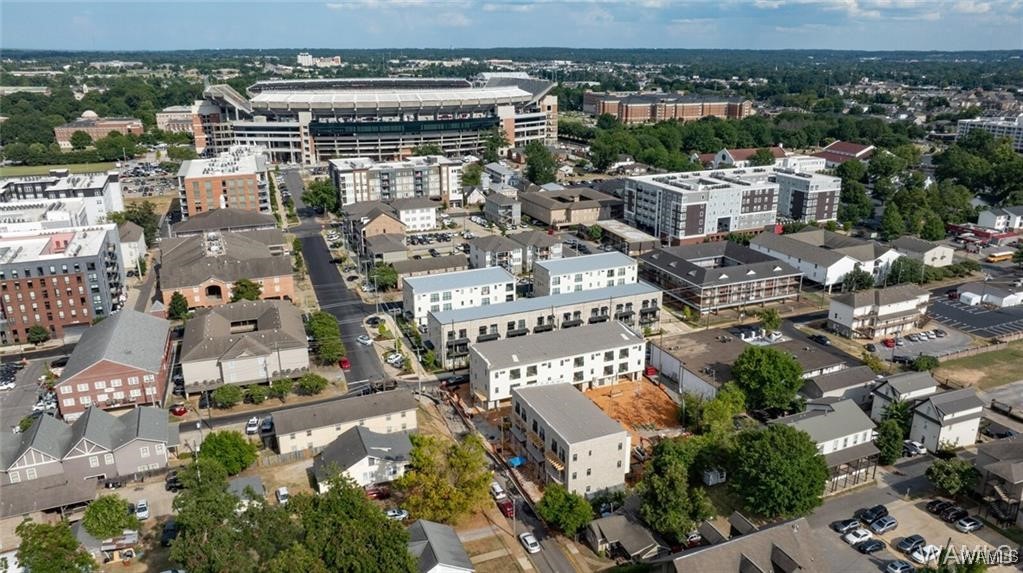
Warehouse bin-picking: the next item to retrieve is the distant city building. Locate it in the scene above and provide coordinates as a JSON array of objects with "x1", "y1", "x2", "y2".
[
  {"x1": 518, "y1": 186, "x2": 623, "y2": 229},
  {"x1": 583, "y1": 91, "x2": 752, "y2": 124},
  {"x1": 176, "y1": 146, "x2": 270, "y2": 220},
  {"x1": 696, "y1": 146, "x2": 786, "y2": 169},
  {"x1": 155, "y1": 105, "x2": 194, "y2": 134},
  {"x1": 53, "y1": 111, "x2": 143, "y2": 150},
  {"x1": 328, "y1": 156, "x2": 462, "y2": 206},
  {"x1": 828, "y1": 284, "x2": 931, "y2": 339},
  {"x1": 957, "y1": 115, "x2": 1023, "y2": 153},
  {"x1": 296, "y1": 52, "x2": 342, "y2": 68},
  {"x1": 0, "y1": 169, "x2": 124, "y2": 224}
]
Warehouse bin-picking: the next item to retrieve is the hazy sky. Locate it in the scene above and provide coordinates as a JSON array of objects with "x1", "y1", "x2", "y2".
[{"x1": 2, "y1": 0, "x2": 1022, "y2": 52}]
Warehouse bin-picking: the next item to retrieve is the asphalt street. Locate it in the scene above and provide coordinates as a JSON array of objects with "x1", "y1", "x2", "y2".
[{"x1": 0, "y1": 359, "x2": 48, "y2": 431}]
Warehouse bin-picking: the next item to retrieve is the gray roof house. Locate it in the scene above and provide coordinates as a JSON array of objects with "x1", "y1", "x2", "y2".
[
  {"x1": 585, "y1": 513, "x2": 664, "y2": 561},
  {"x1": 228, "y1": 475, "x2": 266, "y2": 510},
  {"x1": 407, "y1": 519, "x2": 475, "y2": 573},
  {"x1": 313, "y1": 426, "x2": 413, "y2": 491},
  {"x1": 468, "y1": 235, "x2": 525, "y2": 274},
  {"x1": 910, "y1": 388, "x2": 985, "y2": 452},
  {"x1": 159, "y1": 229, "x2": 291, "y2": 297},
  {"x1": 656, "y1": 517, "x2": 827, "y2": 572},
  {"x1": 274, "y1": 390, "x2": 419, "y2": 454},
  {"x1": 974, "y1": 435, "x2": 1023, "y2": 527},
  {"x1": 800, "y1": 365, "x2": 878, "y2": 406},
  {"x1": 870, "y1": 371, "x2": 939, "y2": 423},
  {"x1": 170, "y1": 207, "x2": 278, "y2": 237}
]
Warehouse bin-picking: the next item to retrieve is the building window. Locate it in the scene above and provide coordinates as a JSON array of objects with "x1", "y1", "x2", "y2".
[
  {"x1": 25, "y1": 468, "x2": 37, "y2": 480},
  {"x1": 155, "y1": 444, "x2": 165, "y2": 454},
  {"x1": 104, "y1": 454, "x2": 114, "y2": 465},
  {"x1": 89, "y1": 456, "x2": 99, "y2": 468},
  {"x1": 140, "y1": 447, "x2": 150, "y2": 458},
  {"x1": 586, "y1": 468, "x2": 592, "y2": 476},
  {"x1": 8, "y1": 471, "x2": 19, "y2": 483},
  {"x1": 128, "y1": 376, "x2": 139, "y2": 385},
  {"x1": 617, "y1": 460, "x2": 623, "y2": 468}
]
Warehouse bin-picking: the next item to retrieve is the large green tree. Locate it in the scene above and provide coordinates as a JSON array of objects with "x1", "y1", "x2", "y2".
[
  {"x1": 461, "y1": 162, "x2": 482, "y2": 187},
  {"x1": 882, "y1": 400, "x2": 913, "y2": 440},
  {"x1": 26, "y1": 324, "x2": 50, "y2": 345},
  {"x1": 700, "y1": 383, "x2": 747, "y2": 435},
  {"x1": 875, "y1": 419, "x2": 904, "y2": 465},
  {"x1": 640, "y1": 438, "x2": 714, "y2": 543},
  {"x1": 231, "y1": 278, "x2": 263, "y2": 302},
  {"x1": 535, "y1": 484, "x2": 594, "y2": 536},
  {"x1": 748, "y1": 148, "x2": 777, "y2": 166},
  {"x1": 168, "y1": 291, "x2": 190, "y2": 320},
  {"x1": 15, "y1": 519, "x2": 97, "y2": 573},
  {"x1": 370, "y1": 263, "x2": 398, "y2": 291},
  {"x1": 297, "y1": 373, "x2": 329, "y2": 395},
  {"x1": 108, "y1": 200, "x2": 160, "y2": 245},
  {"x1": 926, "y1": 458, "x2": 979, "y2": 498},
  {"x1": 411, "y1": 144, "x2": 443, "y2": 156},
  {"x1": 731, "y1": 346, "x2": 803, "y2": 411},
  {"x1": 307, "y1": 310, "x2": 345, "y2": 365},
  {"x1": 303, "y1": 179, "x2": 339, "y2": 214},
  {"x1": 880, "y1": 203, "x2": 907, "y2": 241},
  {"x1": 732, "y1": 425, "x2": 828, "y2": 518},
  {"x1": 198, "y1": 431, "x2": 258, "y2": 476},
  {"x1": 525, "y1": 140, "x2": 557, "y2": 185},
  {"x1": 212, "y1": 385, "x2": 244, "y2": 409},
  {"x1": 842, "y1": 265, "x2": 876, "y2": 292},
  {"x1": 82, "y1": 494, "x2": 137, "y2": 540},
  {"x1": 482, "y1": 128, "x2": 508, "y2": 163},
  {"x1": 394, "y1": 434, "x2": 491, "y2": 524},
  {"x1": 69, "y1": 130, "x2": 93, "y2": 150}
]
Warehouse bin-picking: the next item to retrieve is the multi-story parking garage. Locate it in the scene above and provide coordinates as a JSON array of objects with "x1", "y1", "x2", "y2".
[{"x1": 192, "y1": 77, "x2": 557, "y2": 164}]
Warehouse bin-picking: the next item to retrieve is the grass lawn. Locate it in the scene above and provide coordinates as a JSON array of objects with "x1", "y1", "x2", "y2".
[
  {"x1": 934, "y1": 339, "x2": 1023, "y2": 389},
  {"x1": 0, "y1": 162, "x2": 116, "y2": 177}
]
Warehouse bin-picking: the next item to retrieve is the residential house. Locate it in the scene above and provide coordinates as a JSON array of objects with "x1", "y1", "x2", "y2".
[
  {"x1": 483, "y1": 162, "x2": 519, "y2": 189},
  {"x1": 227, "y1": 476, "x2": 266, "y2": 511},
  {"x1": 159, "y1": 229, "x2": 294, "y2": 309},
  {"x1": 813, "y1": 140, "x2": 875, "y2": 168},
  {"x1": 909, "y1": 389, "x2": 984, "y2": 452},
  {"x1": 654, "y1": 517, "x2": 827, "y2": 572},
  {"x1": 828, "y1": 284, "x2": 931, "y2": 339},
  {"x1": 366, "y1": 233, "x2": 408, "y2": 264},
  {"x1": 169, "y1": 207, "x2": 277, "y2": 238},
  {"x1": 178, "y1": 300, "x2": 309, "y2": 392},
  {"x1": 312, "y1": 426, "x2": 413, "y2": 492},
  {"x1": 750, "y1": 229, "x2": 901, "y2": 289},
  {"x1": 533, "y1": 252, "x2": 638, "y2": 297},
  {"x1": 974, "y1": 435, "x2": 1023, "y2": 527},
  {"x1": 702, "y1": 146, "x2": 787, "y2": 168},
  {"x1": 773, "y1": 399, "x2": 878, "y2": 494},
  {"x1": 585, "y1": 514, "x2": 664, "y2": 561},
  {"x1": 459, "y1": 186, "x2": 487, "y2": 207},
  {"x1": 402, "y1": 266, "x2": 516, "y2": 327},
  {"x1": 468, "y1": 321, "x2": 646, "y2": 409},
  {"x1": 978, "y1": 206, "x2": 1023, "y2": 232},
  {"x1": 638, "y1": 243, "x2": 803, "y2": 316},
  {"x1": 507, "y1": 230, "x2": 563, "y2": 272},
  {"x1": 55, "y1": 310, "x2": 172, "y2": 421},
  {"x1": 510, "y1": 384, "x2": 631, "y2": 497},
  {"x1": 892, "y1": 236, "x2": 955, "y2": 268},
  {"x1": 273, "y1": 390, "x2": 418, "y2": 453},
  {"x1": 117, "y1": 222, "x2": 146, "y2": 273},
  {"x1": 483, "y1": 193, "x2": 521, "y2": 227},
  {"x1": 340, "y1": 201, "x2": 407, "y2": 256},
  {"x1": 392, "y1": 255, "x2": 470, "y2": 290},
  {"x1": 518, "y1": 186, "x2": 622, "y2": 229},
  {"x1": 870, "y1": 371, "x2": 939, "y2": 423},
  {"x1": 407, "y1": 520, "x2": 475, "y2": 573},
  {"x1": 468, "y1": 235, "x2": 524, "y2": 274},
  {"x1": 800, "y1": 365, "x2": 878, "y2": 407}
]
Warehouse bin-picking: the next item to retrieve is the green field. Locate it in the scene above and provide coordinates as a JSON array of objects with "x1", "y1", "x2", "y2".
[
  {"x1": 0, "y1": 162, "x2": 117, "y2": 177},
  {"x1": 935, "y1": 340, "x2": 1023, "y2": 389}
]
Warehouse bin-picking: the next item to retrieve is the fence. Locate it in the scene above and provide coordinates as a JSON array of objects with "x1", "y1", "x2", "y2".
[
  {"x1": 933, "y1": 330, "x2": 1023, "y2": 362},
  {"x1": 256, "y1": 448, "x2": 315, "y2": 467}
]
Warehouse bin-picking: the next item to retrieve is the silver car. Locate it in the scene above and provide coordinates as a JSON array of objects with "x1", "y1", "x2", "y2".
[{"x1": 870, "y1": 515, "x2": 898, "y2": 534}]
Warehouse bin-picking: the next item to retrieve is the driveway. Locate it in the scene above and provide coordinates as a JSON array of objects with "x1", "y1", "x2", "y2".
[
  {"x1": 928, "y1": 297, "x2": 1023, "y2": 339},
  {"x1": 0, "y1": 359, "x2": 48, "y2": 431}
]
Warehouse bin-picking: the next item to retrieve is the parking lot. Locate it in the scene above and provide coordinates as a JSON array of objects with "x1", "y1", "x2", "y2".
[
  {"x1": 865, "y1": 326, "x2": 974, "y2": 362},
  {"x1": 929, "y1": 297, "x2": 1023, "y2": 339},
  {"x1": 0, "y1": 359, "x2": 50, "y2": 432}
]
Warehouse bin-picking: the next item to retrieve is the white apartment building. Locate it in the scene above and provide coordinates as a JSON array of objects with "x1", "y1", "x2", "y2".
[
  {"x1": 468, "y1": 321, "x2": 646, "y2": 409},
  {"x1": 978, "y1": 206, "x2": 1023, "y2": 232},
  {"x1": 328, "y1": 156, "x2": 462, "y2": 206},
  {"x1": 511, "y1": 384, "x2": 631, "y2": 497},
  {"x1": 273, "y1": 391, "x2": 418, "y2": 454},
  {"x1": 828, "y1": 284, "x2": 931, "y2": 339},
  {"x1": 389, "y1": 197, "x2": 439, "y2": 232},
  {"x1": 957, "y1": 115, "x2": 1023, "y2": 153},
  {"x1": 750, "y1": 229, "x2": 901, "y2": 289},
  {"x1": 533, "y1": 252, "x2": 638, "y2": 297},
  {"x1": 402, "y1": 266, "x2": 516, "y2": 326},
  {"x1": 468, "y1": 235, "x2": 525, "y2": 274},
  {"x1": 0, "y1": 169, "x2": 124, "y2": 226},
  {"x1": 910, "y1": 389, "x2": 984, "y2": 452},
  {"x1": 774, "y1": 169, "x2": 841, "y2": 223},
  {"x1": 891, "y1": 236, "x2": 955, "y2": 268}
]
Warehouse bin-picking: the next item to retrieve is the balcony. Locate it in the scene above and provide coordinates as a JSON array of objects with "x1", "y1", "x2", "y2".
[
  {"x1": 545, "y1": 450, "x2": 565, "y2": 472},
  {"x1": 561, "y1": 319, "x2": 583, "y2": 328},
  {"x1": 510, "y1": 425, "x2": 526, "y2": 443},
  {"x1": 446, "y1": 337, "x2": 470, "y2": 347},
  {"x1": 476, "y1": 333, "x2": 500, "y2": 343},
  {"x1": 588, "y1": 315, "x2": 609, "y2": 324},
  {"x1": 527, "y1": 430, "x2": 544, "y2": 449},
  {"x1": 533, "y1": 324, "x2": 554, "y2": 334},
  {"x1": 506, "y1": 328, "x2": 529, "y2": 338},
  {"x1": 615, "y1": 310, "x2": 635, "y2": 320}
]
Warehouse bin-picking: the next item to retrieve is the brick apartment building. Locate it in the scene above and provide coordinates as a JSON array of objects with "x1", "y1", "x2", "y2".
[
  {"x1": 176, "y1": 146, "x2": 271, "y2": 220},
  {"x1": 583, "y1": 92, "x2": 752, "y2": 125},
  {"x1": 53, "y1": 111, "x2": 143, "y2": 150}
]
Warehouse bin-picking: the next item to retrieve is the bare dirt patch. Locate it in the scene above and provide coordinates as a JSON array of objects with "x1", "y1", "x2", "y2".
[{"x1": 585, "y1": 378, "x2": 681, "y2": 443}]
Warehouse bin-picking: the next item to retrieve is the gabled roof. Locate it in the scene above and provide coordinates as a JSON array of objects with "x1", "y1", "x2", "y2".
[
  {"x1": 179, "y1": 300, "x2": 307, "y2": 363},
  {"x1": 640, "y1": 243, "x2": 801, "y2": 288},
  {"x1": 508, "y1": 230, "x2": 561, "y2": 249},
  {"x1": 918, "y1": 388, "x2": 984, "y2": 419},
  {"x1": 662, "y1": 517, "x2": 825, "y2": 572},
  {"x1": 392, "y1": 254, "x2": 468, "y2": 275},
  {"x1": 823, "y1": 140, "x2": 875, "y2": 157},
  {"x1": 723, "y1": 147, "x2": 786, "y2": 162},
  {"x1": 312, "y1": 426, "x2": 412, "y2": 483},
  {"x1": 172, "y1": 208, "x2": 277, "y2": 235},
  {"x1": 875, "y1": 371, "x2": 938, "y2": 398},
  {"x1": 830, "y1": 284, "x2": 931, "y2": 310},
  {"x1": 160, "y1": 230, "x2": 290, "y2": 289},
  {"x1": 58, "y1": 310, "x2": 170, "y2": 382},
  {"x1": 366, "y1": 233, "x2": 406, "y2": 253},
  {"x1": 892, "y1": 236, "x2": 943, "y2": 254},
  {"x1": 468, "y1": 235, "x2": 522, "y2": 253},
  {"x1": 801, "y1": 365, "x2": 877, "y2": 399},
  {"x1": 273, "y1": 390, "x2": 417, "y2": 436},
  {"x1": 1, "y1": 414, "x2": 72, "y2": 469},
  {"x1": 772, "y1": 399, "x2": 875, "y2": 445},
  {"x1": 117, "y1": 221, "x2": 144, "y2": 243},
  {"x1": 407, "y1": 520, "x2": 475, "y2": 573},
  {"x1": 587, "y1": 514, "x2": 662, "y2": 559}
]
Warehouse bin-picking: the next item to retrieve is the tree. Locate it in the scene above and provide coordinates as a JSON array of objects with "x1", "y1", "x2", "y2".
[
  {"x1": 297, "y1": 373, "x2": 329, "y2": 395},
  {"x1": 461, "y1": 162, "x2": 482, "y2": 187},
  {"x1": 731, "y1": 346, "x2": 803, "y2": 411},
  {"x1": 535, "y1": 484, "x2": 594, "y2": 536},
  {"x1": 926, "y1": 458, "x2": 979, "y2": 498},
  {"x1": 269, "y1": 378, "x2": 293, "y2": 401},
  {"x1": 15, "y1": 519, "x2": 96, "y2": 573},
  {"x1": 887, "y1": 256, "x2": 926, "y2": 286},
  {"x1": 198, "y1": 431, "x2": 258, "y2": 476},
  {"x1": 587, "y1": 225, "x2": 603, "y2": 242},
  {"x1": 26, "y1": 324, "x2": 50, "y2": 345},
  {"x1": 69, "y1": 130, "x2": 92, "y2": 150},
  {"x1": 882, "y1": 400, "x2": 913, "y2": 440},
  {"x1": 732, "y1": 425, "x2": 828, "y2": 518},
  {"x1": 921, "y1": 212, "x2": 947, "y2": 241},
  {"x1": 757, "y1": 308, "x2": 782, "y2": 332},
  {"x1": 525, "y1": 140, "x2": 557, "y2": 185},
  {"x1": 836, "y1": 159, "x2": 867, "y2": 183},
  {"x1": 231, "y1": 278, "x2": 263, "y2": 302},
  {"x1": 166, "y1": 146, "x2": 198, "y2": 161},
  {"x1": 108, "y1": 200, "x2": 160, "y2": 245},
  {"x1": 395, "y1": 434, "x2": 491, "y2": 524},
  {"x1": 700, "y1": 382, "x2": 747, "y2": 435},
  {"x1": 842, "y1": 265, "x2": 876, "y2": 292},
  {"x1": 168, "y1": 291, "x2": 190, "y2": 320},
  {"x1": 875, "y1": 420, "x2": 903, "y2": 465},
  {"x1": 482, "y1": 128, "x2": 508, "y2": 163},
  {"x1": 640, "y1": 438, "x2": 715, "y2": 543},
  {"x1": 880, "y1": 203, "x2": 907, "y2": 241},
  {"x1": 303, "y1": 179, "x2": 339, "y2": 214},
  {"x1": 749, "y1": 148, "x2": 777, "y2": 166},
  {"x1": 82, "y1": 494, "x2": 137, "y2": 539},
  {"x1": 212, "y1": 385, "x2": 244, "y2": 409},
  {"x1": 307, "y1": 311, "x2": 345, "y2": 365},
  {"x1": 411, "y1": 143, "x2": 444, "y2": 156},
  {"x1": 246, "y1": 385, "x2": 268, "y2": 404},
  {"x1": 912, "y1": 355, "x2": 940, "y2": 372},
  {"x1": 596, "y1": 113, "x2": 620, "y2": 130},
  {"x1": 371, "y1": 263, "x2": 398, "y2": 291}
]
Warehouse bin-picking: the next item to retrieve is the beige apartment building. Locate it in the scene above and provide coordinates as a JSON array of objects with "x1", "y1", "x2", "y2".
[{"x1": 273, "y1": 391, "x2": 418, "y2": 453}]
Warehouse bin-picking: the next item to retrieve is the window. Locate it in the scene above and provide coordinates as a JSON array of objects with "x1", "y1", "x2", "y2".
[
  {"x1": 89, "y1": 456, "x2": 99, "y2": 468},
  {"x1": 63, "y1": 398, "x2": 75, "y2": 407},
  {"x1": 619, "y1": 349, "x2": 628, "y2": 359},
  {"x1": 571, "y1": 472, "x2": 577, "y2": 480},
  {"x1": 60, "y1": 385, "x2": 72, "y2": 395},
  {"x1": 306, "y1": 430, "x2": 313, "y2": 436},
  {"x1": 79, "y1": 396, "x2": 92, "y2": 405},
  {"x1": 617, "y1": 460, "x2": 623, "y2": 468},
  {"x1": 104, "y1": 454, "x2": 114, "y2": 465},
  {"x1": 526, "y1": 365, "x2": 537, "y2": 377},
  {"x1": 128, "y1": 376, "x2": 139, "y2": 386},
  {"x1": 94, "y1": 380, "x2": 106, "y2": 390},
  {"x1": 573, "y1": 371, "x2": 584, "y2": 382},
  {"x1": 572, "y1": 453, "x2": 577, "y2": 461},
  {"x1": 76, "y1": 383, "x2": 89, "y2": 392},
  {"x1": 509, "y1": 369, "x2": 521, "y2": 380},
  {"x1": 586, "y1": 468, "x2": 592, "y2": 476},
  {"x1": 8, "y1": 471, "x2": 19, "y2": 483},
  {"x1": 26, "y1": 468, "x2": 38, "y2": 480},
  {"x1": 140, "y1": 447, "x2": 150, "y2": 458},
  {"x1": 155, "y1": 444, "x2": 165, "y2": 454}
]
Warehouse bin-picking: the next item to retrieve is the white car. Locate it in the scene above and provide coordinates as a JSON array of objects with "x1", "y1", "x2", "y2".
[
  {"x1": 134, "y1": 499, "x2": 150, "y2": 520},
  {"x1": 385, "y1": 352, "x2": 404, "y2": 366},
  {"x1": 356, "y1": 335, "x2": 373, "y2": 346},
  {"x1": 276, "y1": 487, "x2": 290, "y2": 505},
  {"x1": 385, "y1": 508, "x2": 409, "y2": 521},
  {"x1": 911, "y1": 544, "x2": 941, "y2": 564},
  {"x1": 519, "y1": 532, "x2": 541, "y2": 554},
  {"x1": 842, "y1": 528, "x2": 872, "y2": 545},
  {"x1": 490, "y1": 481, "x2": 507, "y2": 500},
  {"x1": 245, "y1": 417, "x2": 259, "y2": 435},
  {"x1": 0, "y1": 381, "x2": 15, "y2": 390}
]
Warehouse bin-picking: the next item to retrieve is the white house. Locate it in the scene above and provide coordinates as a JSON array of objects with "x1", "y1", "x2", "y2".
[
  {"x1": 870, "y1": 371, "x2": 939, "y2": 423},
  {"x1": 828, "y1": 284, "x2": 931, "y2": 339},
  {"x1": 891, "y1": 236, "x2": 955, "y2": 268},
  {"x1": 312, "y1": 426, "x2": 412, "y2": 492},
  {"x1": 402, "y1": 267, "x2": 517, "y2": 327},
  {"x1": 390, "y1": 198, "x2": 439, "y2": 232},
  {"x1": 533, "y1": 252, "x2": 638, "y2": 297},
  {"x1": 750, "y1": 229, "x2": 901, "y2": 290},
  {"x1": 800, "y1": 365, "x2": 878, "y2": 407},
  {"x1": 407, "y1": 520, "x2": 475, "y2": 573},
  {"x1": 978, "y1": 206, "x2": 1023, "y2": 232},
  {"x1": 468, "y1": 235, "x2": 525, "y2": 274},
  {"x1": 957, "y1": 283, "x2": 1023, "y2": 308},
  {"x1": 909, "y1": 389, "x2": 985, "y2": 452},
  {"x1": 117, "y1": 221, "x2": 147, "y2": 272},
  {"x1": 468, "y1": 321, "x2": 646, "y2": 409}
]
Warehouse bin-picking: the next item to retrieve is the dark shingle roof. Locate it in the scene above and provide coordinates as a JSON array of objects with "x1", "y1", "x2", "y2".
[
  {"x1": 118, "y1": 221, "x2": 144, "y2": 242},
  {"x1": 160, "y1": 230, "x2": 290, "y2": 289},
  {"x1": 469, "y1": 235, "x2": 522, "y2": 253},
  {"x1": 831, "y1": 284, "x2": 930, "y2": 309},
  {"x1": 172, "y1": 208, "x2": 277, "y2": 235},
  {"x1": 58, "y1": 310, "x2": 169, "y2": 382},
  {"x1": 801, "y1": 365, "x2": 877, "y2": 399},
  {"x1": 392, "y1": 254, "x2": 468, "y2": 275},
  {"x1": 640, "y1": 243, "x2": 801, "y2": 288},
  {"x1": 922, "y1": 388, "x2": 985, "y2": 418},
  {"x1": 179, "y1": 300, "x2": 306, "y2": 363}
]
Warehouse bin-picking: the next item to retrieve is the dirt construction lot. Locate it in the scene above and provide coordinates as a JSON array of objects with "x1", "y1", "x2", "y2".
[{"x1": 584, "y1": 378, "x2": 681, "y2": 443}]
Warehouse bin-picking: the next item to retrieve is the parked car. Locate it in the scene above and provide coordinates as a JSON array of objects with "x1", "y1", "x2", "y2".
[
  {"x1": 897, "y1": 534, "x2": 926, "y2": 554},
  {"x1": 832, "y1": 519, "x2": 861, "y2": 534},
  {"x1": 364, "y1": 485, "x2": 390, "y2": 499},
  {"x1": 366, "y1": 316, "x2": 382, "y2": 327},
  {"x1": 859, "y1": 505, "x2": 889, "y2": 524},
  {"x1": 490, "y1": 481, "x2": 507, "y2": 500},
  {"x1": 882, "y1": 338, "x2": 896, "y2": 348},
  {"x1": 955, "y1": 516, "x2": 983, "y2": 533},
  {"x1": 911, "y1": 544, "x2": 941, "y2": 564},
  {"x1": 170, "y1": 404, "x2": 188, "y2": 417},
  {"x1": 865, "y1": 343, "x2": 877, "y2": 352},
  {"x1": 135, "y1": 499, "x2": 150, "y2": 520},
  {"x1": 385, "y1": 352, "x2": 404, "y2": 367},
  {"x1": 903, "y1": 440, "x2": 926, "y2": 456},
  {"x1": 260, "y1": 416, "x2": 274, "y2": 433},
  {"x1": 276, "y1": 487, "x2": 290, "y2": 505},
  {"x1": 942, "y1": 507, "x2": 968, "y2": 523},
  {"x1": 357, "y1": 335, "x2": 373, "y2": 346},
  {"x1": 161, "y1": 520, "x2": 179, "y2": 547},
  {"x1": 165, "y1": 477, "x2": 184, "y2": 492},
  {"x1": 934, "y1": 329, "x2": 947, "y2": 338},
  {"x1": 870, "y1": 515, "x2": 898, "y2": 534},
  {"x1": 886, "y1": 560, "x2": 914, "y2": 573},
  {"x1": 497, "y1": 497, "x2": 514, "y2": 517},
  {"x1": 856, "y1": 539, "x2": 886, "y2": 554},
  {"x1": 842, "y1": 528, "x2": 872, "y2": 545},
  {"x1": 809, "y1": 334, "x2": 831, "y2": 345},
  {"x1": 926, "y1": 499, "x2": 953, "y2": 514},
  {"x1": 518, "y1": 533, "x2": 541, "y2": 554},
  {"x1": 385, "y1": 508, "x2": 409, "y2": 521}
]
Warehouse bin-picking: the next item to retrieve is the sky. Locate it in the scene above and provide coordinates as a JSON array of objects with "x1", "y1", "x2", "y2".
[{"x1": 2, "y1": 0, "x2": 1022, "y2": 52}]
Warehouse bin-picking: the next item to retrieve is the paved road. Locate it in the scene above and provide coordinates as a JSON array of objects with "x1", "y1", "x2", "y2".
[
  {"x1": 133, "y1": 262, "x2": 158, "y2": 312},
  {"x1": 283, "y1": 169, "x2": 386, "y2": 385},
  {"x1": 0, "y1": 359, "x2": 48, "y2": 430}
]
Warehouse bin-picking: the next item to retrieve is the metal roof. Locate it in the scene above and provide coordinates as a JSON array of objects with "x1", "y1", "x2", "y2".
[
  {"x1": 534, "y1": 252, "x2": 636, "y2": 276},
  {"x1": 250, "y1": 87, "x2": 531, "y2": 110},
  {"x1": 403, "y1": 266, "x2": 515, "y2": 293},
  {"x1": 408, "y1": 520, "x2": 475, "y2": 573},
  {"x1": 512, "y1": 384, "x2": 627, "y2": 444},
  {"x1": 470, "y1": 321, "x2": 643, "y2": 371},
  {"x1": 313, "y1": 426, "x2": 412, "y2": 483},
  {"x1": 772, "y1": 399, "x2": 875, "y2": 446}
]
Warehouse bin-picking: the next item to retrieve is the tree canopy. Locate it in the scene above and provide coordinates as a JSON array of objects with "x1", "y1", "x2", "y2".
[
  {"x1": 16, "y1": 519, "x2": 97, "y2": 573},
  {"x1": 926, "y1": 458, "x2": 979, "y2": 498},
  {"x1": 394, "y1": 434, "x2": 491, "y2": 524},
  {"x1": 371, "y1": 263, "x2": 398, "y2": 291},
  {"x1": 732, "y1": 425, "x2": 828, "y2": 518},
  {"x1": 731, "y1": 346, "x2": 803, "y2": 411},
  {"x1": 108, "y1": 200, "x2": 161, "y2": 245},
  {"x1": 875, "y1": 419, "x2": 903, "y2": 465},
  {"x1": 640, "y1": 437, "x2": 715, "y2": 543},
  {"x1": 525, "y1": 140, "x2": 557, "y2": 185},
  {"x1": 168, "y1": 292, "x2": 190, "y2": 320},
  {"x1": 198, "y1": 431, "x2": 258, "y2": 476},
  {"x1": 302, "y1": 179, "x2": 340, "y2": 214},
  {"x1": 231, "y1": 278, "x2": 263, "y2": 302},
  {"x1": 82, "y1": 494, "x2": 138, "y2": 540},
  {"x1": 535, "y1": 484, "x2": 593, "y2": 536}
]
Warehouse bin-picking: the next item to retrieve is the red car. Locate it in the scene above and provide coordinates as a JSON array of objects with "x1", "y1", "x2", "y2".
[
  {"x1": 364, "y1": 485, "x2": 390, "y2": 500},
  {"x1": 170, "y1": 404, "x2": 188, "y2": 417},
  {"x1": 882, "y1": 338, "x2": 896, "y2": 348},
  {"x1": 339, "y1": 357, "x2": 351, "y2": 370}
]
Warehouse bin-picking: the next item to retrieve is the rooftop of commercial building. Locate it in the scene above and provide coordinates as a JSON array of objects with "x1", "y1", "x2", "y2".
[
  {"x1": 595, "y1": 220, "x2": 658, "y2": 243},
  {"x1": 534, "y1": 251, "x2": 636, "y2": 275},
  {"x1": 250, "y1": 86, "x2": 532, "y2": 109},
  {"x1": 518, "y1": 186, "x2": 620, "y2": 210},
  {"x1": 591, "y1": 92, "x2": 749, "y2": 105},
  {"x1": 512, "y1": 384, "x2": 627, "y2": 444},
  {"x1": 430, "y1": 281, "x2": 660, "y2": 325},
  {"x1": 0, "y1": 199, "x2": 87, "y2": 225},
  {"x1": 404, "y1": 265, "x2": 515, "y2": 293},
  {"x1": 471, "y1": 321, "x2": 643, "y2": 371},
  {"x1": 328, "y1": 155, "x2": 460, "y2": 172},
  {"x1": 831, "y1": 284, "x2": 931, "y2": 309},
  {"x1": 0, "y1": 224, "x2": 116, "y2": 265},
  {"x1": 177, "y1": 147, "x2": 267, "y2": 179},
  {"x1": 630, "y1": 165, "x2": 838, "y2": 194},
  {"x1": 159, "y1": 229, "x2": 290, "y2": 289},
  {"x1": 751, "y1": 229, "x2": 893, "y2": 267}
]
